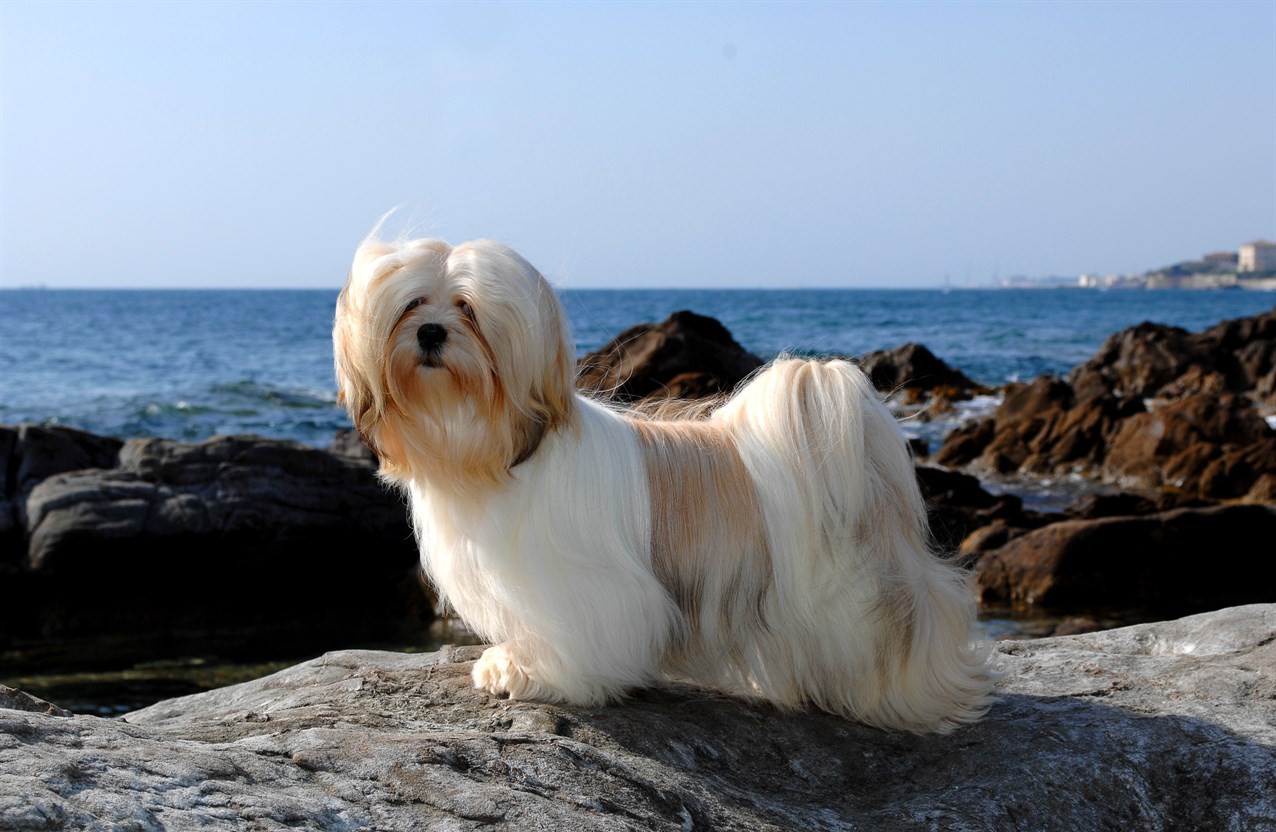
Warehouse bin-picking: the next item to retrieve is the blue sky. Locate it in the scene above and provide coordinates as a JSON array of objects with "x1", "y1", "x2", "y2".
[{"x1": 2, "y1": 1, "x2": 1273, "y2": 288}]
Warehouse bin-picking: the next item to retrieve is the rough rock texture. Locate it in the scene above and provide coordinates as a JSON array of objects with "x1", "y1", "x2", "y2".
[
  {"x1": 24, "y1": 434, "x2": 411, "y2": 573},
  {"x1": 1067, "y1": 306, "x2": 1276, "y2": 406},
  {"x1": 0, "y1": 425, "x2": 123, "y2": 557},
  {"x1": 974, "y1": 503, "x2": 1276, "y2": 609},
  {"x1": 2, "y1": 605, "x2": 1273, "y2": 831},
  {"x1": 1101, "y1": 393, "x2": 1276, "y2": 498},
  {"x1": 855, "y1": 342, "x2": 986, "y2": 403},
  {"x1": 577, "y1": 310, "x2": 765, "y2": 402},
  {"x1": 914, "y1": 464, "x2": 1054, "y2": 554},
  {"x1": 2, "y1": 430, "x2": 422, "y2": 643},
  {"x1": 932, "y1": 375, "x2": 1145, "y2": 476},
  {"x1": 935, "y1": 308, "x2": 1276, "y2": 500}
]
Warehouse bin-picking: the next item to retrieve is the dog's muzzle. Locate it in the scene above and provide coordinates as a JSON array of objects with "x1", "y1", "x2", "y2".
[{"x1": 417, "y1": 323, "x2": 447, "y2": 367}]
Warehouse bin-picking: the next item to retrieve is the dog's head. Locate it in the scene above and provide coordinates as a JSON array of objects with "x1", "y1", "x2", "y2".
[{"x1": 333, "y1": 237, "x2": 575, "y2": 489}]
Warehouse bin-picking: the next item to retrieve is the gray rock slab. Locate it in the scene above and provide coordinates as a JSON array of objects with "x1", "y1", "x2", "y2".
[{"x1": 3, "y1": 606, "x2": 1274, "y2": 831}]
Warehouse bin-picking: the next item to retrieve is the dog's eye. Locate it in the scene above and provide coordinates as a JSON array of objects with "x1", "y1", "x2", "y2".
[
  {"x1": 403, "y1": 298, "x2": 425, "y2": 315},
  {"x1": 456, "y1": 300, "x2": 475, "y2": 320}
]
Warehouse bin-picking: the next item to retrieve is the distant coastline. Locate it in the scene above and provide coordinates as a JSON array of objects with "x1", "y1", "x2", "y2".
[{"x1": 998, "y1": 239, "x2": 1276, "y2": 291}]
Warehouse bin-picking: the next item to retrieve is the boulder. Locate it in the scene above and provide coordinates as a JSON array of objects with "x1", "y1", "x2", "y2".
[
  {"x1": 974, "y1": 503, "x2": 1276, "y2": 610},
  {"x1": 1065, "y1": 307, "x2": 1276, "y2": 405},
  {"x1": 853, "y1": 342, "x2": 984, "y2": 398},
  {"x1": 0, "y1": 425, "x2": 123, "y2": 558},
  {"x1": 1066, "y1": 320, "x2": 1203, "y2": 400},
  {"x1": 913, "y1": 464, "x2": 1047, "y2": 553},
  {"x1": 1102, "y1": 394, "x2": 1276, "y2": 498},
  {"x1": 25, "y1": 434, "x2": 413, "y2": 574},
  {"x1": 577, "y1": 311, "x2": 764, "y2": 403},
  {"x1": 6, "y1": 433, "x2": 422, "y2": 642},
  {"x1": 935, "y1": 379, "x2": 1276, "y2": 502},
  {"x1": 1, "y1": 605, "x2": 1273, "y2": 831},
  {"x1": 933, "y1": 376, "x2": 1143, "y2": 476}
]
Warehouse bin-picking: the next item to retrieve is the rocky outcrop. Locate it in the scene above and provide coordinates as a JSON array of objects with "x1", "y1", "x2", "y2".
[
  {"x1": 1067, "y1": 306, "x2": 1276, "y2": 407},
  {"x1": 914, "y1": 464, "x2": 1054, "y2": 553},
  {"x1": 0, "y1": 425, "x2": 123, "y2": 557},
  {"x1": 1, "y1": 605, "x2": 1272, "y2": 831},
  {"x1": 1, "y1": 430, "x2": 421, "y2": 645},
  {"x1": 935, "y1": 308, "x2": 1276, "y2": 500},
  {"x1": 577, "y1": 310, "x2": 765, "y2": 402},
  {"x1": 974, "y1": 503, "x2": 1276, "y2": 610},
  {"x1": 857, "y1": 341, "x2": 985, "y2": 398}
]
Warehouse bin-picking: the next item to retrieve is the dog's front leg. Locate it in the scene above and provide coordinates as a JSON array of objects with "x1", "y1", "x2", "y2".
[
  {"x1": 474, "y1": 643, "x2": 543, "y2": 704},
  {"x1": 471, "y1": 642, "x2": 566, "y2": 703}
]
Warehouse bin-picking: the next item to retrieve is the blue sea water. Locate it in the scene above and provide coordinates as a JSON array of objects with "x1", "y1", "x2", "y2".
[{"x1": 1, "y1": 287, "x2": 1272, "y2": 447}]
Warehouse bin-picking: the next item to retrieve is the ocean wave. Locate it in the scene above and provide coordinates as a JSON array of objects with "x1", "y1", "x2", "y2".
[{"x1": 0, "y1": 380, "x2": 349, "y2": 447}]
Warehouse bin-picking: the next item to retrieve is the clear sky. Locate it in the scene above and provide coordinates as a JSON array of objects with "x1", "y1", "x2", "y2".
[{"x1": 1, "y1": 1, "x2": 1274, "y2": 289}]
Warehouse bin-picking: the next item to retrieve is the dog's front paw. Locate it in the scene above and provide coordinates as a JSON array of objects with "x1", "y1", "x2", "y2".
[{"x1": 472, "y1": 644, "x2": 540, "y2": 700}]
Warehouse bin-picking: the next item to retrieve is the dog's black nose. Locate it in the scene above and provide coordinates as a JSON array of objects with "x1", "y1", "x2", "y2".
[{"x1": 417, "y1": 323, "x2": 447, "y2": 352}]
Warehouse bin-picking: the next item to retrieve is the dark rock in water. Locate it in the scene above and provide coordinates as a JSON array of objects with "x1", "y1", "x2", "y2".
[
  {"x1": 1066, "y1": 320, "x2": 1203, "y2": 400},
  {"x1": 855, "y1": 342, "x2": 984, "y2": 396},
  {"x1": 974, "y1": 503, "x2": 1276, "y2": 610},
  {"x1": 0, "y1": 425, "x2": 123, "y2": 559},
  {"x1": 934, "y1": 376, "x2": 1144, "y2": 476},
  {"x1": 1064, "y1": 492, "x2": 1159, "y2": 520},
  {"x1": 5, "y1": 430, "x2": 422, "y2": 643},
  {"x1": 2, "y1": 605, "x2": 1273, "y2": 831},
  {"x1": 25, "y1": 434, "x2": 412, "y2": 574},
  {"x1": 577, "y1": 310, "x2": 764, "y2": 402},
  {"x1": 934, "y1": 308, "x2": 1276, "y2": 502},
  {"x1": 913, "y1": 464, "x2": 1050, "y2": 554},
  {"x1": 1067, "y1": 306, "x2": 1276, "y2": 407},
  {"x1": 1102, "y1": 393, "x2": 1276, "y2": 498}
]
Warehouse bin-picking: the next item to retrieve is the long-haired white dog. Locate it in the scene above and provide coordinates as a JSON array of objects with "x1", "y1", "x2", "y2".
[{"x1": 334, "y1": 236, "x2": 994, "y2": 733}]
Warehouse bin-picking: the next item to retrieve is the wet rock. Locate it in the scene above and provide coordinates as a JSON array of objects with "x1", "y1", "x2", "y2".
[
  {"x1": 914, "y1": 464, "x2": 1034, "y2": 552},
  {"x1": 855, "y1": 342, "x2": 984, "y2": 397},
  {"x1": 10, "y1": 433, "x2": 421, "y2": 642},
  {"x1": 974, "y1": 503, "x2": 1276, "y2": 610},
  {"x1": 1102, "y1": 394, "x2": 1276, "y2": 498},
  {"x1": 934, "y1": 309, "x2": 1276, "y2": 502},
  {"x1": 0, "y1": 425, "x2": 123, "y2": 558},
  {"x1": 577, "y1": 310, "x2": 764, "y2": 402},
  {"x1": 2, "y1": 605, "x2": 1273, "y2": 831}
]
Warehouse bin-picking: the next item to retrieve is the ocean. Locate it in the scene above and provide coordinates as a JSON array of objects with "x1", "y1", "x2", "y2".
[{"x1": 2, "y1": 287, "x2": 1272, "y2": 450}]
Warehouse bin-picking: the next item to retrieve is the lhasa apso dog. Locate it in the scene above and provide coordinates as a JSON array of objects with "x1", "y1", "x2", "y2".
[{"x1": 334, "y1": 235, "x2": 994, "y2": 733}]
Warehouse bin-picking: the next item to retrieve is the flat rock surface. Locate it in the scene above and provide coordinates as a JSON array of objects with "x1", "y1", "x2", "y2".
[{"x1": 2, "y1": 607, "x2": 1274, "y2": 831}]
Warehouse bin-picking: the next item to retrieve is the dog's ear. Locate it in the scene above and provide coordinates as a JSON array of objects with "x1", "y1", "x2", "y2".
[
  {"x1": 509, "y1": 283, "x2": 576, "y2": 466},
  {"x1": 333, "y1": 282, "x2": 400, "y2": 471}
]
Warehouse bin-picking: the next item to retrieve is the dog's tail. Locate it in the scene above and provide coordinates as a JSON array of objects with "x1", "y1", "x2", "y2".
[{"x1": 713, "y1": 357, "x2": 996, "y2": 733}]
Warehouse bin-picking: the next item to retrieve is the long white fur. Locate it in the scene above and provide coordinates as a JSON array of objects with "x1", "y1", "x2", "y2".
[{"x1": 334, "y1": 235, "x2": 995, "y2": 734}]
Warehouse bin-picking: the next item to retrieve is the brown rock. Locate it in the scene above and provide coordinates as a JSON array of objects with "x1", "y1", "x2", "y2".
[
  {"x1": 854, "y1": 343, "x2": 984, "y2": 397},
  {"x1": 1066, "y1": 321, "x2": 1204, "y2": 399},
  {"x1": 1102, "y1": 394, "x2": 1276, "y2": 497},
  {"x1": 933, "y1": 376, "x2": 1141, "y2": 477},
  {"x1": 577, "y1": 310, "x2": 764, "y2": 402},
  {"x1": 974, "y1": 504, "x2": 1276, "y2": 610}
]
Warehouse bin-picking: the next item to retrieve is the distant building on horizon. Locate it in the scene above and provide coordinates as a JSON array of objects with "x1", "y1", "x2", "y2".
[
  {"x1": 1239, "y1": 240, "x2": 1276, "y2": 272},
  {"x1": 1203, "y1": 250, "x2": 1239, "y2": 266}
]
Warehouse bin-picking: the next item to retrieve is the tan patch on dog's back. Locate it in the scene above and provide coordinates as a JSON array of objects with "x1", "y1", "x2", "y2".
[{"x1": 632, "y1": 419, "x2": 773, "y2": 653}]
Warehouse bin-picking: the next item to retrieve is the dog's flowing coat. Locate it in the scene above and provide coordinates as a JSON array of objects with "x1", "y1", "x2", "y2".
[{"x1": 334, "y1": 236, "x2": 994, "y2": 733}]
